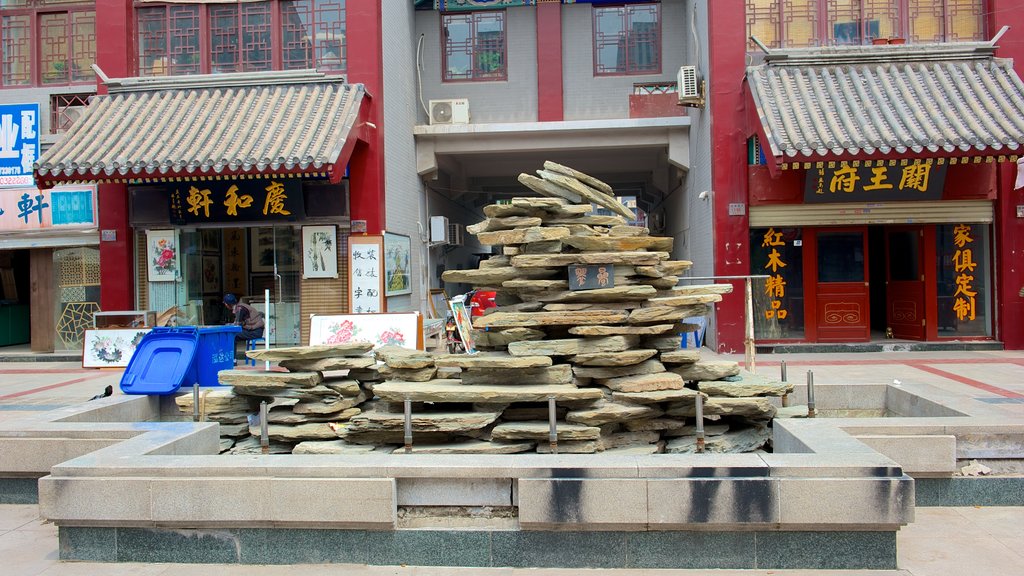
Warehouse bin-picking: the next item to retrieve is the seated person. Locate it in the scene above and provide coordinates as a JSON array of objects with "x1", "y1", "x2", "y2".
[{"x1": 222, "y1": 293, "x2": 265, "y2": 341}]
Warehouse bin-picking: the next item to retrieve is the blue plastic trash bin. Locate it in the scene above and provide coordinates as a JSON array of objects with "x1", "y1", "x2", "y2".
[
  {"x1": 120, "y1": 325, "x2": 241, "y2": 395},
  {"x1": 188, "y1": 325, "x2": 242, "y2": 387}
]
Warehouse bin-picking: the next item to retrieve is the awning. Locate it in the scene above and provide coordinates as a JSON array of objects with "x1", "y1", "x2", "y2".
[
  {"x1": 746, "y1": 42, "x2": 1024, "y2": 167},
  {"x1": 34, "y1": 70, "x2": 367, "y2": 187}
]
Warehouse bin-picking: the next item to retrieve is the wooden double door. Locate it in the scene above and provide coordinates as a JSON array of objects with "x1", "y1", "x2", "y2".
[{"x1": 806, "y1": 226, "x2": 930, "y2": 342}]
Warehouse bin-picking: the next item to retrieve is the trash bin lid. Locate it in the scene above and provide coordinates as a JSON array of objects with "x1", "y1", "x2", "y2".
[{"x1": 120, "y1": 328, "x2": 199, "y2": 395}]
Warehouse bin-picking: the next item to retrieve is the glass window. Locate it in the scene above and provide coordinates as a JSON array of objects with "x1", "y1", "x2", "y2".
[
  {"x1": 281, "y1": 0, "x2": 345, "y2": 72},
  {"x1": 210, "y1": 2, "x2": 272, "y2": 73},
  {"x1": 594, "y1": 3, "x2": 660, "y2": 76},
  {"x1": 751, "y1": 227, "x2": 805, "y2": 340},
  {"x1": 442, "y1": 10, "x2": 505, "y2": 82},
  {"x1": 1, "y1": 1, "x2": 94, "y2": 87},
  {"x1": 936, "y1": 223, "x2": 990, "y2": 337},
  {"x1": 137, "y1": 5, "x2": 201, "y2": 77},
  {"x1": 817, "y1": 231, "x2": 864, "y2": 283}
]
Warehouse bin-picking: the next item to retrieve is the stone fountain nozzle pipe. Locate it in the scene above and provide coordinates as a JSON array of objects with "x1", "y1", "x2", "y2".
[
  {"x1": 807, "y1": 370, "x2": 816, "y2": 418},
  {"x1": 404, "y1": 397, "x2": 413, "y2": 453},
  {"x1": 259, "y1": 401, "x2": 269, "y2": 454},
  {"x1": 548, "y1": 395, "x2": 558, "y2": 454},
  {"x1": 192, "y1": 383, "x2": 200, "y2": 422},
  {"x1": 695, "y1": 393, "x2": 705, "y2": 453},
  {"x1": 780, "y1": 360, "x2": 790, "y2": 407}
]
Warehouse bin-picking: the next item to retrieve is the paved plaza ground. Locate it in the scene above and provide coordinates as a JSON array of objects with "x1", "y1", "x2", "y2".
[{"x1": 1, "y1": 349, "x2": 1022, "y2": 575}]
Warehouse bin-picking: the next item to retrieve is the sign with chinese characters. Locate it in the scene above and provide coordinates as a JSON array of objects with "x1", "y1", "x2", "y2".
[
  {"x1": 760, "y1": 227, "x2": 789, "y2": 321},
  {"x1": 804, "y1": 160, "x2": 947, "y2": 203},
  {"x1": 568, "y1": 264, "x2": 614, "y2": 290},
  {"x1": 0, "y1": 103, "x2": 38, "y2": 188},
  {"x1": 951, "y1": 223, "x2": 977, "y2": 322},
  {"x1": 169, "y1": 178, "x2": 304, "y2": 224},
  {"x1": 348, "y1": 235, "x2": 384, "y2": 313},
  {"x1": 0, "y1": 185, "x2": 96, "y2": 232}
]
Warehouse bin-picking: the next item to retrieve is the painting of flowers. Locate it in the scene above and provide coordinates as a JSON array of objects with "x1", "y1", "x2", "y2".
[
  {"x1": 83, "y1": 329, "x2": 151, "y2": 368},
  {"x1": 147, "y1": 230, "x2": 178, "y2": 282},
  {"x1": 302, "y1": 225, "x2": 338, "y2": 279}
]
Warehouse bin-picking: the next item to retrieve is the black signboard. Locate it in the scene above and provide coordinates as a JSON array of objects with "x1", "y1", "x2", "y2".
[
  {"x1": 568, "y1": 264, "x2": 615, "y2": 290},
  {"x1": 804, "y1": 161, "x2": 946, "y2": 203},
  {"x1": 169, "y1": 178, "x2": 304, "y2": 224}
]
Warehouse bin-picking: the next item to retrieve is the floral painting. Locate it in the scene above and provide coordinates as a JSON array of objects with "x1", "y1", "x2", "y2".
[
  {"x1": 83, "y1": 329, "x2": 151, "y2": 368},
  {"x1": 323, "y1": 319, "x2": 360, "y2": 344},
  {"x1": 302, "y1": 225, "x2": 338, "y2": 279},
  {"x1": 147, "y1": 230, "x2": 178, "y2": 282},
  {"x1": 309, "y1": 313, "x2": 421, "y2": 349},
  {"x1": 383, "y1": 232, "x2": 412, "y2": 296}
]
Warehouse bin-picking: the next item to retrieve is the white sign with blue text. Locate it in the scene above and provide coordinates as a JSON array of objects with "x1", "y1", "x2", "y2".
[{"x1": 0, "y1": 103, "x2": 38, "y2": 188}]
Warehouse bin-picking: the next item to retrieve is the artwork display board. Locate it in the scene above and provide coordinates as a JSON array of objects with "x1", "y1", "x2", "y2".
[
  {"x1": 428, "y1": 288, "x2": 448, "y2": 319},
  {"x1": 302, "y1": 225, "x2": 338, "y2": 279},
  {"x1": 348, "y1": 235, "x2": 384, "y2": 313},
  {"x1": 309, "y1": 312, "x2": 423, "y2": 349},
  {"x1": 82, "y1": 328, "x2": 152, "y2": 368},
  {"x1": 146, "y1": 230, "x2": 178, "y2": 282},
  {"x1": 383, "y1": 231, "x2": 412, "y2": 296},
  {"x1": 449, "y1": 298, "x2": 476, "y2": 354}
]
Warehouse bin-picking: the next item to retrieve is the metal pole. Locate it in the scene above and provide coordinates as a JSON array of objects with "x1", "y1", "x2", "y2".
[
  {"x1": 404, "y1": 397, "x2": 413, "y2": 453},
  {"x1": 744, "y1": 277, "x2": 755, "y2": 373},
  {"x1": 780, "y1": 360, "x2": 789, "y2": 407},
  {"x1": 695, "y1": 394, "x2": 705, "y2": 453},
  {"x1": 263, "y1": 288, "x2": 271, "y2": 372},
  {"x1": 259, "y1": 401, "x2": 269, "y2": 454},
  {"x1": 547, "y1": 395, "x2": 558, "y2": 454},
  {"x1": 807, "y1": 370, "x2": 816, "y2": 418},
  {"x1": 192, "y1": 382, "x2": 200, "y2": 422}
]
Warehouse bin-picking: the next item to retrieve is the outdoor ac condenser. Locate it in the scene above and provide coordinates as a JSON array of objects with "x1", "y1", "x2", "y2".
[
  {"x1": 429, "y1": 99, "x2": 470, "y2": 125},
  {"x1": 430, "y1": 215, "x2": 450, "y2": 243},
  {"x1": 677, "y1": 66, "x2": 699, "y2": 100}
]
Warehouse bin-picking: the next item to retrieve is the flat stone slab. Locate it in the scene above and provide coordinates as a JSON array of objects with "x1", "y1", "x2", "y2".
[
  {"x1": 670, "y1": 361, "x2": 742, "y2": 381},
  {"x1": 659, "y1": 349, "x2": 702, "y2": 364},
  {"x1": 665, "y1": 426, "x2": 771, "y2": 454},
  {"x1": 574, "y1": 359, "x2": 666, "y2": 379},
  {"x1": 536, "y1": 169, "x2": 636, "y2": 219},
  {"x1": 565, "y1": 401, "x2": 663, "y2": 426},
  {"x1": 433, "y1": 354, "x2": 552, "y2": 369},
  {"x1": 572, "y1": 349, "x2": 658, "y2": 366},
  {"x1": 623, "y1": 418, "x2": 688, "y2": 432},
  {"x1": 538, "y1": 286, "x2": 657, "y2": 303},
  {"x1": 562, "y1": 235, "x2": 673, "y2": 253},
  {"x1": 460, "y1": 364, "x2": 574, "y2": 386},
  {"x1": 293, "y1": 391, "x2": 368, "y2": 414},
  {"x1": 346, "y1": 410, "x2": 502, "y2": 433},
  {"x1": 245, "y1": 342, "x2": 374, "y2": 361},
  {"x1": 545, "y1": 215, "x2": 628, "y2": 226},
  {"x1": 502, "y1": 279, "x2": 569, "y2": 290},
  {"x1": 379, "y1": 365, "x2": 438, "y2": 382},
  {"x1": 374, "y1": 346, "x2": 436, "y2": 369},
  {"x1": 511, "y1": 251, "x2": 667, "y2": 268},
  {"x1": 596, "y1": 371, "x2": 685, "y2": 393},
  {"x1": 491, "y1": 421, "x2": 601, "y2": 441},
  {"x1": 477, "y1": 226, "x2": 571, "y2": 247},
  {"x1": 267, "y1": 407, "x2": 361, "y2": 425},
  {"x1": 535, "y1": 440, "x2": 599, "y2": 454},
  {"x1": 247, "y1": 422, "x2": 343, "y2": 442},
  {"x1": 518, "y1": 173, "x2": 584, "y2": 203},
  {"x1": 175, "y1": 389, "x2": 251, "y2": 413},
  {"x1": 568, "y1": 323, "x2": 674, "y2": 336},
  {"x1": 697, "y1": 371, "x2": 793, "y2": 397},
  {"x1": 666, "y1": 397, "x2": 777, "y2": 419},
  {"x1": 670, "y1": 283, "x2": 735, "y2": 295},
  {"x1": 474, "y1": 310, "x2": 629, "y2": 329},
  {"x1": 219, "y1": 370, "x2": 323, "y2": 388},
  {"x1": 400, "y1": 440, "x2": 536, "y2": 454},
  {"x1": 642, "y1": 335, "x2": 683, "y2": 352},
  {"x1": 292, "y1": 440, "x2": 379, "y2": 454},
  {"x1": 322, "y1": 378, "x2": 362, "y2": 396},
  {"x1": 231, "y1": 383, "x2": 338, "y2": 400},
  {"x1": 472, "y1": 328, "x2": 546, "y2": 347},
  {"x1": 441, "y1": 266, "x2": 558, "y2": 285},
  {"x1": 647, "y1": 294, "x2": 723, "y2": 306},
  {"x1": 611, "y1": 388, "x2": 701, "y2": 404},
  {"x1": 628, "y1": 305, "x2": 708, "y2": 324},
  {"x1": 372, "y1": 380, "x2": 603, "y2": 403},
  {"x1": 466, "y1": 216, "x2": 543, "y2": 234},
  {"x1": 508, "y1": 335, "x2": 638, "y2": 356},
  {"x1": 278, "y1": 356, "x2": 377, "y2": 372},
  {"x1": 543, "y1": 161, "x2": 615, "y2": 195}
]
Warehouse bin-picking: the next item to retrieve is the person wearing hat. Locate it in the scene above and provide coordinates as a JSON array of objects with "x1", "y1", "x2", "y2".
[{"x1": 223, "y1": 293, "x2": 265, "y2": 341}]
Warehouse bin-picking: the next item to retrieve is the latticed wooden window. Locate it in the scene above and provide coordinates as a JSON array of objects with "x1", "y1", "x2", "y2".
[
  {"x1": 0, "y1": 1, "x2": 95, "y2": 87},
  {"x1": 281, "y1": 0, "x2": 345, "y2": 72},
  {"x1": 909, "y1": 0, "x2": 985, "y2": 43},
  {"x1": 593, "y1": 3, "x2": 660, "y2": 76},
  {"x1": 137, "y1": 5, "x2": 200, "y2": 77},
  {"x1": 828, "y1": 0, "x2": 900, "y2": 45},
  {"x1": 442, "y1": 10, "x2": 506, "y2": 82},
  {"x1": 49, "y1": 92, "x2": 92, "y2": 134},
  {"x1": 210, "y1": 1, "x2": 273, "y2": 73}
]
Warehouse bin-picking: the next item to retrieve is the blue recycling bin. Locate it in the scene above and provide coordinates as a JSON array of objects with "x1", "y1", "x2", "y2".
[{"x1": 120, "y1": 325, "x2": 241, "y2": 395}]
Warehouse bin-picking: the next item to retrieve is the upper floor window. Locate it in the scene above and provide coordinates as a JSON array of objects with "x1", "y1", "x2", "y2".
[
  {"x1": 594, "y1": 3, "x2": 661, "y2": 76},
  {"x1": 137, "y1": 0, "x2": 345, "y2": 77},
  {"x1": 746, "y1": 0, "x2": 985, "y2": 50},
  {"x1": 441, "y1": 10, "x2": 505, "y2": 82},
  {"x1": 1, "y1": 0, "x2": 96, "y2": 88}
]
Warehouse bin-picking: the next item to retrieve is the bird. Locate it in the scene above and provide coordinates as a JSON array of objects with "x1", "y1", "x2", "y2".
[{"x1": 89, "y1": 385, "x2": 113, "y2": 401}]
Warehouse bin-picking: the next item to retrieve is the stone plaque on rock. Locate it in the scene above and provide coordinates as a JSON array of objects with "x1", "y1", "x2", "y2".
[{"x1": 568, "y1": 264, "x2": 614, "y2": 290}]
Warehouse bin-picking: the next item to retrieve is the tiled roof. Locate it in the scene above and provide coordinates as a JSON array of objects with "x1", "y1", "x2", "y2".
[
  {"x1": 35, "y1": 70, "x2": 365, "y2": 184},
  {"x1": 746, "y1": 43, "x2": 1024, "y2": 161}
]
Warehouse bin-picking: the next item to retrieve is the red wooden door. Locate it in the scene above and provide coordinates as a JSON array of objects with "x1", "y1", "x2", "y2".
[
  {"x1": 886, "y1": 227, "x2": 926, "y2": 340},
  {"x1": 813, "y1": 228, "x2": 870, "y2": 342}
]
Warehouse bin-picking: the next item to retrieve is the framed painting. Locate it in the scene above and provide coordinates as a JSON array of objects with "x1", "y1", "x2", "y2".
[
  {"x1": 146, "y1": 229, "x2": 178, "y2": 282},
  {"x1": 202, "y1": 255, "x2": 222, "y2": 294},
  {"x1": 428, "y1": 288, "x2": 448, "y2": 319},
  {"x1": 250, "y1": 227, "x2": 299, "y2": 273},
  {"x1": 449, "y1": 298, "x2": 476, "y2": 354},
  {"x1": 82, "y1": 328, "x2": 151, "y2": 368},
  {"x1": 309, "y1": 312, "x2": 423, "y2": 349},
  {"x1": 348, "y1": 235, "x2": 384, "y2": 313},
  {"x1": 200, "y1": 228, "x2": 221, "y2": 254},
  {"x1": 383, "y1": 231, "x2": 412, "y2": 296},
  {"x1": 302, "y1": 225, "x2": 338, "y2": 279}
]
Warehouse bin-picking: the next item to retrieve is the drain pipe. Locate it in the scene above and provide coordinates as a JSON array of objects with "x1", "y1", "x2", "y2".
[
  {"x1": 404, "y1": 396, "x2": 413, "y2": 453},
  {"x1": 695, "y1": 393, "x2": 705, "y2": 453},
  {"x1": 259, "y1": 401, "x2": 269, "y2": 454},
  {"x1": 547, "y1": 395, "x2": 558, "y2": 454},
  {"x1": 780, "y1": 360, "x2": 789, "y2": 407},
  {"x1": 806, "y1": 371, "x2": 816, "y2": 418}
]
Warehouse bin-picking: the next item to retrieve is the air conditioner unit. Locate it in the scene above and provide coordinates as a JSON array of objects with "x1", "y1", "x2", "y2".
[
  {"x1": 430, "y1": 215, "x2": 450, "y2": 243},
  {"x1": 448, "y1": 223, "x2": 464, "y2": 246},
  {"x1": 677, "y1": 66, "x2": 699, "y2": 99},
  {"x1": 429, "y1": 99, "x2": 470, "y2": 125}
]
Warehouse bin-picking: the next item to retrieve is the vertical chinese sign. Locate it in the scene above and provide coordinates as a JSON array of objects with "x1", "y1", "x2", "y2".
[
  {"x1": 0, "y1": 103, "x2": 38, "y2": 188},
  {"x1": 951, "y1": 224, "x2": 977, "y2": 323},
  {"x1": 348, "y1": 235, "x2": 383, "y2": 313},
  {"x1": 750, "y1": 227, "x2": 804, "y2": 340}
]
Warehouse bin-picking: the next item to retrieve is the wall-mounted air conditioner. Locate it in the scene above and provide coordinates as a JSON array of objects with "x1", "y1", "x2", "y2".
[
  {"x1": 448, "y1": 223, "x2": 464, "y2": 246},
  {"x1": 677, "y1": 66, "x2": 705, "y2": 108},
  {"x1": 430, "y1": 215, "x2": 450, "y2": 243},
  {"x1": 429, "y1": 99, "x2": 470, "y2": 125}
]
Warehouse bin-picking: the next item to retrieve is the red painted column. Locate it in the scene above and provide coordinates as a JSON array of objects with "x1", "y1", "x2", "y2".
[
  {"x1": 346, "y1": 0, "x2": 386, "y2": 233},
  {"x1": 990, "y1": 1, "x2": 1024, "y2": 349},
  {"x1": 95, "y1": 0, "x2": 134, "y2": 310},
  {"x1": 536, "y1": 2, "x2": 563, "y2": 122},
  {"x1": 708, "y1": 0, "x2": 750, "y2": 353}
]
